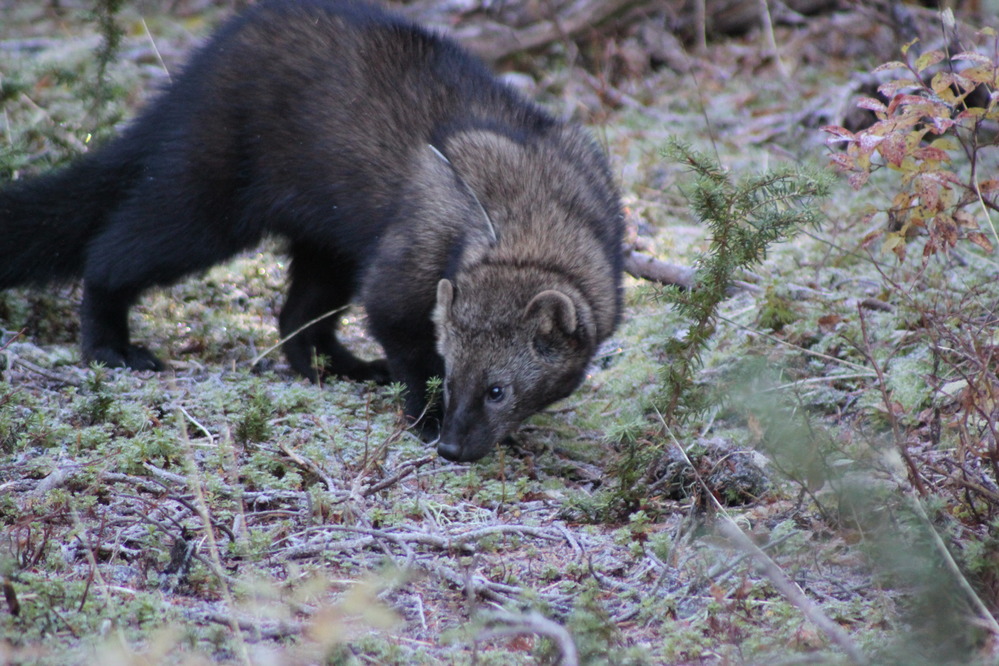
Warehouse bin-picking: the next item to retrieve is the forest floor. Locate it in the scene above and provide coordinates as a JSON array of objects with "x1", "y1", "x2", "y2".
[{"x1": 2, "y1": 1, "x2": 999, "y2": 664}]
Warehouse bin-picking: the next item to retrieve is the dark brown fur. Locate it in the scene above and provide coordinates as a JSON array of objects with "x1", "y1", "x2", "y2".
[
  {"x1": 426, "y1": 131, "x2": 621, "y2": 461},
  {"x1": 0, "y1": 0, "x2": 623, "y2": 462}
]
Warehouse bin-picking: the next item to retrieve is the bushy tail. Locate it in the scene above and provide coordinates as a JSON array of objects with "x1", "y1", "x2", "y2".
[{"x1": 0, "y1": 145, "x2": 140, "y2": 288}]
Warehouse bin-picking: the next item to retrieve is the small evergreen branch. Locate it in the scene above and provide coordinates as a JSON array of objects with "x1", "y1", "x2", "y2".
[
  {"x1": 657, "y1": 137, "x2": 830, "y2": 425},
  {"x1": 88, "y1": 0, "x2": 126, "y2": 124}
]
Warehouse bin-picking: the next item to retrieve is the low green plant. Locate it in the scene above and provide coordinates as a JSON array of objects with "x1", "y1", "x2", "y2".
[
  {"x1": 597, "y1": 139, "x2": 828, "y2": 520},
  {"x1": 234, "y1": 386, "x2": 274, "y2": 443},
  {"x1": 86, "y1": 0, "x2": 127, "y2": 132},
  {"x1": 656, "y1": 138, "x2": 829, "y2": 425},
  {"x1": 535, "y1": 580, "x2": 649, "y2": 665},
  {"x1": 79, "y1": 365, "x2": 115, "y2": 425}
]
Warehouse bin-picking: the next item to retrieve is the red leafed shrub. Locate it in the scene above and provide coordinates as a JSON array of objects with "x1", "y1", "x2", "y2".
[{"x1": 822, "y1": 29, "x2": 999, "y2": 261}]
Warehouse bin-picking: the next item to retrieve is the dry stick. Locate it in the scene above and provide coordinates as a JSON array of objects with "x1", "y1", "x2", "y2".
[
  {"x1": 291, "y1": 523, "x2": 563, "y2": 553},
  {"x1": 693, "y1": 0, "x2": 706, "y2": 52},
  {"x1": 68, "y1": 507, "x2": 111, "y2": 614},
  {"x1": 713, "y1": 519, "x2": 870, "y2": 663},
  {"x1": 134, "y1": 462, "x2": 307, "y2": 510},
  {"x1": 249, "y1": 304, "x2": 350, "y2": 368},
  {"x1": 278, "y1": 442, "x2": 338, "y2": 493},
  {"x1": 176, "y1": 410, "x2": 252, "y2": 666},
  {"x1": 758, "y1": 0, "x2": 789, "y2": 78},
  {"x1": 477, "y1": 610, "x2": 579, "y2": 666},
  {"x1": 623, "y1": 248, "x2": 695, "y2": 288},
  {"x1": 139, "y1": 17, "x2": 170, "y2": 83},
  {"x1": 178, "y1": 405, "x2": 214, "y2": 444},
  {"x1": 447, "y1": 0, "x2": 638, "y2": 62},
  {"x1": 656, "y1": 410, "x2": 870, "y2": 666},
  {"x1": 718, "y1": 313, "x2": 876, "y2": 375},
  {"x1": 361, "y1": 455, "x2": 435, "y2": 496},
  {"x1": 10, "y1": 357, "x2": 83, "y2": 386},
  {"x1": 0, "y1": 74, "x2": 9, "y2": 144},
  {"x1": 624, "y1": 247, "x2": 761, "y2": 293},
  {"x1": 766, "y1": 371, "x2": 881, "y2": 394},
  {"x1": 975, "y1": 174, "x2": 999, "y2": 253},
  {"x1": 423, "y1": 559, "x2": 517, "y2": 605},
  {"x1": 925, "y1": 462, "x2": 999, "y2": 504},
  {"x1": 275, "y1": 523, "x2": 569, "y2": 582},
  {"x1": 907, "y1": 488, "x2": 999, "y2": 638},
  {"x1": 199, "y1": 610, "x2": 304, "y2": 641},
  {"x1": 855, "y1": 305, "x2": 927, "y2": 496}
]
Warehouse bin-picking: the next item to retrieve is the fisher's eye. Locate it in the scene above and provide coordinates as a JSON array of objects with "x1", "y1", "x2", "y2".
[{"x1": 486, "y1": 385, "x2": 506, "y2": 403}]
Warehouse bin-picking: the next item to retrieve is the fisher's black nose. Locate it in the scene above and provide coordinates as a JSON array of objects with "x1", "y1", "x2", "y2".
[{"x1": 437, "y1": 440, "x2": 463, "y2": 462}]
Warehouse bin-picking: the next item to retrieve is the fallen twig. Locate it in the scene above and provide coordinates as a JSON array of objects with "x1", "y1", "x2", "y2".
[
  {"x1": 623, "y1": 248, "x2": 695, "y2": 288},
  {"x1": 624, "y1": 247, "x2": 762, "y2": 293},
  {"x1": 10, "y1": 356, "x2": 83, "y2": 386},
  {"x1": 360, "y1": 454, "x2": 435, "y2": 497},
  {"x1": 477, "y1": 610, "x2": 579, "y2": 666},
  {"x1": 715, "y1": 519, "x2": 869, "y2": 665},
  {"x1": 657, "y1": 411, "x2": 869, "y2": 665},
  {"x1": 197, "y1": 609, "x2": 305, "y2": 641},
  {"x1": 278, "y1": 442, "x2": 338, "y2": 493}
]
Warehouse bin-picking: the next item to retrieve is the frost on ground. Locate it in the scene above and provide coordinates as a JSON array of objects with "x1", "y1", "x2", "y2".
[{"x1": 3, "y1": 2, "x2": 999, "y2": 665}]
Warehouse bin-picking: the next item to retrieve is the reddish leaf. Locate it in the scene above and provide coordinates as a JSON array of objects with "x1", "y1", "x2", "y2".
[
  {"x1": 878, "y1": 132, "x2": 907, "y2": 166},
  {"x1": 956, "y1": 108, "x2": 988, "y2": 121},
  {"x1": 899, "y1": 93, "x2": 936, "y2": 108},
  {"x1": 959, "y1": 65, "x2": 998, "y2": 86},
  {"x1": 873, "y1": 60, "x2": 909, "y2": 72},
  {"x1": 967, "y1": 231, "x2": 995, "y2": 253},
  {"x1": 914, "y1": 175, "x2": 940, "y2": 211},
  {"x1": 954, "y1": 210, "x2": 978, "y2": 228},
  {"x1": 923, "y1": 236, "x2": 939, "y2": 257},
  {"x1": 861, "y1": 228, "x2": 884, "y2": 249},
  {"x1": 858, "y1": 132, "x2": 885, "y2": 155},
  {"x1": 951, "y1": 51, "x2": 993, "y2": 65},
  {"x1": 849, "y1": 171, "x2": 870, "y2": 190},
  {"x1": 927, "y1": 116, "x2": 955, "y2": 134},
  {"x1": 856, "y1": 97, "x2": 888, "y2": 114},
  {"x1": 936, "y1": 216, "x2": 959, "y2": 247},
  {"x1": 941, "y1": 71, "x2": 976, "y2": 94},
  {"x1": 911, "y1": 146, "x2": 950, "y2": 162},
  {"x1": 821, "y1": 125, "x2": 856, "y2": 143},
  {"x1": 878, "y1": 79, "x2": 922, "y2": 97},
  {"x1": 883, "y1": 232, "x2": 907, "y2": 261},
  {"x1": 978, "y1": 179, "x2": 999, "y2": 193},
  {"x1": 829, "y1": 153, "x2": 855, "y2": 171},
  {"x1": 818, "y1": 314, "x2": 842, "y2": 331},
  {"x1": 883, "y1": 100, "x2": 927, "y2": 127},
  {"x1": 923, "y1": 170, "x2": 960, "y2": 185}
]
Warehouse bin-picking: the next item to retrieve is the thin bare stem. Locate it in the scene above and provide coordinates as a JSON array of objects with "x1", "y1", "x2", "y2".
[{"x1": 656, "y1": 409, "x2": 869, "y2": 666}]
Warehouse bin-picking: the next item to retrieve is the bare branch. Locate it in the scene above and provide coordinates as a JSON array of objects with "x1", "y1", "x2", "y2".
[{"x1": 623, "y1": 248, "x2": 696, "y2": 288}]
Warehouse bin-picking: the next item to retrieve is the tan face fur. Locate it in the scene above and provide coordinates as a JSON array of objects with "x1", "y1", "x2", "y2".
[{"x1": 432, "y1": 272, "x2": 596, "y2": 462}]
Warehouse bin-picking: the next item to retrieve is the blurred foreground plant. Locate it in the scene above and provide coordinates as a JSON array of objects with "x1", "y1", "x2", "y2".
[{"x1": 596, "y1": 139, "x2": 828, "y2": 520}]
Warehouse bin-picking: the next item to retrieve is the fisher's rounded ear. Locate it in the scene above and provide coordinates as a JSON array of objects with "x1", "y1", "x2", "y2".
[
  {"x1": 435, "y1": 279, "x2": 454, "y2": 316},
  {"x1": 525, "y1": 290, "x2": 580, "y2": 362},
  {"x1": 433, "y1": 279, "x2": 455, "y2": 354}
]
